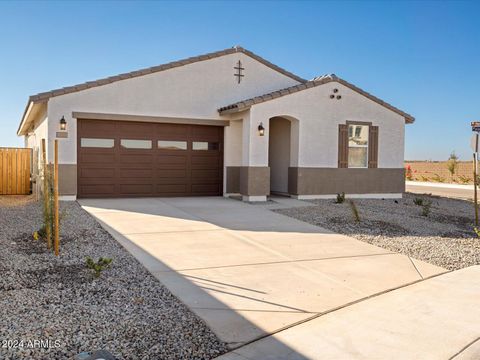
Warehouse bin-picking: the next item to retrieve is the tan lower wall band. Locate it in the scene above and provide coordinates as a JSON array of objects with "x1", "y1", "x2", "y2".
[
  {"x1": 58, "y1": 164, "x2": 77, "y2": 195},
  {"x1": 59, "y1": 165, "x2": 404, "y2": 197},
  {"x1": 289, "y1": 167, "x2": 405, "y2": 195},
  {"x1": 226, "y1": 166, "x2": 270, "y2": 196}
]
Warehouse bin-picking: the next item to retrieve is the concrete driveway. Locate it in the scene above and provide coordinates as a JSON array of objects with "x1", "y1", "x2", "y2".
[{"x1": 79, "y1": 197, "x2": 446, "y2": 349}]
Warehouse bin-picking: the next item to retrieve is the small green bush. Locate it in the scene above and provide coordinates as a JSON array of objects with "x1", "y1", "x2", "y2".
[
  {"x1": 38, "y1": 225, "x2": 47, "y2": 239},
  {"x1": 474, "y1": 227, "x2": 480, "y2": 238},
  {"x1": 420, "y1": 175, "x2": 430, "y2": 182},
  {"x1": 86, "y1": 257, "x2": 113, "y2": 278},
  {"x1": 421, "y1": 200, "x2": 432, "y2": 217},
  {"x1": 335, "y1": 192, "x2": 346, "y2": 204},
  {"x1": 413, "y1": 198, "x2": 424, "y2": 206}
]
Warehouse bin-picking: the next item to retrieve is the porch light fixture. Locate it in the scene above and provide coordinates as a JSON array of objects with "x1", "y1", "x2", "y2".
[
  {"x1": 258, "y1": 123, "x2": 265, "y2": 136},
  {"x1": 59, "y1": 116, "x2": 67, "y2": 131}
]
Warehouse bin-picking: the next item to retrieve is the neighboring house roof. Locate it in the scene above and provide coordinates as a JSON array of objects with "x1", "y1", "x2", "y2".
[
  {"x1": 18, "y1": 46, "x2": 306, "y2": 135},
  {"x1": 217, "y1": 74, "x2": 415, "y2": 124}
]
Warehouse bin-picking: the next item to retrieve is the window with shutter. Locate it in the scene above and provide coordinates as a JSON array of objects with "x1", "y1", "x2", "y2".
[{"x1": 339, "y1": 122, "x2": 379, "y2": 169}]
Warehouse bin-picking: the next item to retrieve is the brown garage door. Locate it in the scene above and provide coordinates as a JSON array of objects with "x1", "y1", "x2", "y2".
[{"x1": 77, "y1": 119, "x2": 223, "y2": 198}]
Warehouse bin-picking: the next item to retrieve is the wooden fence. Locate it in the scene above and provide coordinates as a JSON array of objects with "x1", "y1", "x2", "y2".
[{"x1": 0, "y1": 148, "x2": 31, "y2": 195}]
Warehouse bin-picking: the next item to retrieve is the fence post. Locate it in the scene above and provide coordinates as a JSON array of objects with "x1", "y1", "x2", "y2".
[
  {"x1": 54, "y1": 140, "x2": 59, "y2": 256},
  {"x1": 474, "y1": 153, "x2": 478, "y2": 227}
]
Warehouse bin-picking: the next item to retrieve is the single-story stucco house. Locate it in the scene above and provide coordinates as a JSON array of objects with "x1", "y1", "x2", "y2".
[{"x1": 18, "y1": 46, "x2": 414, "y2": 201}]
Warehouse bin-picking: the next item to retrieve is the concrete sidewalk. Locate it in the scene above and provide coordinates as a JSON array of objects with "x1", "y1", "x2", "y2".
[
  {"x1": 406, "y1": 181, "x2": 475, "y2": 200},
  {"x1": 218, "y1": 266, "x2": 480, "y2": 360},
  {"x1": 79, "y1": 196, "x2": 446, "y2": 349}
]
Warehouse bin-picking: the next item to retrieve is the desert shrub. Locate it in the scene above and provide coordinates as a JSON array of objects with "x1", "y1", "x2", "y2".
[
  {"x1": 421, "y1": 200, "x2": 432, "y2": 217},
  {"x1": 335, "y1": 192, "x2": 346, "y2": 204},
  {"x1": 413, "y1": 197, "x2": 424, "y2": 206},
  {"x1": 458, "y1": 175, "x2": 472, "y2": 184},
  {"x1": 405, "y1": 165, "x2": 413, "y2": 181},
  {"x1": 474, "y1": 227, "x2": 480, "y2": 238},
  {"x1": 431, "y1": 173, "x2": 445, "y2": 183},
  {"x1": 446, "y1": 151, "x2": 459, "y2": 178},
  {"x1": 349, "y1": 200, "x2": 360, "y2": 222},
  {"x1": 86, "y1": 257, "x2": 113, "y2": 278}
]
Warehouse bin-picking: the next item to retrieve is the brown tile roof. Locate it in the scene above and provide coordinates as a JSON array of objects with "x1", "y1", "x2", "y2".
[
  {"x1": 218, "y1": 74, "x2": 415, "y2": 124},
  {"x1": 27, "y1": 46, "x2": 306, "y2": 103}
]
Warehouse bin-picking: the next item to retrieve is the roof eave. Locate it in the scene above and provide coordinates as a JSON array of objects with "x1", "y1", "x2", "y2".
[
  {"x1": 24, "y1": 46, "x2": 306, "y2": 105},
  {"x1": 17, "y1": 100, "x2": 34, "y2": 136},
  {"x1": 17, "y1": 99, "x2": 47, "y2": 136},
  {"x1": 218, "y1": 76, "x2": 415, "y2": 124}
]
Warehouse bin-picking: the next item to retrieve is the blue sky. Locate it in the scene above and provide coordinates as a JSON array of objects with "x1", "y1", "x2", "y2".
[{"x1": 0, "y1": 0, "x2": 478, "y2": 160}]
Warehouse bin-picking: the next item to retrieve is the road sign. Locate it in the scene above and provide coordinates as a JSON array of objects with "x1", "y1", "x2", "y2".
[
  {"x1": 472, "y1": 121, "x2": 480, "y2": 132},
  {"x1": 472, "y1": 133, "x2": 479, "y2": 152}
]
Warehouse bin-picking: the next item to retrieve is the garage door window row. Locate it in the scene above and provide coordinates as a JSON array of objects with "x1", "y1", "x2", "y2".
[{"x1": 81, "y1": 138, "x2": 218, "y2": 151}]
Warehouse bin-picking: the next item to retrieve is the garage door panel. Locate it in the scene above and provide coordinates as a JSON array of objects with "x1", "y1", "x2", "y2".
[
  {"x1": 78, "y1": 147, "x2": 115, "y2": 154},
  {"x1": 191, "y1": 178, "x2": 222, "y2": 185},
  {"x1": 119, "y1": 184, "x2": 153, "y2": 195},
  {"x1": 80, "y1": 153, "x2": 116, "y2": 164},
  {"x1": 78, "y1": 177, "x2": 119, "y2": 185},
  {"x1": 78, "y1": 119, "x2": 223, "y2": 198},
  {"x1": 156, "y1": 184, "x2": 188, "y2": 194},
  {"x1": 79, "y1": 120, "x2": 116, "y2": 136},
  {"x1": 156, "y1": 155, "x2": 187, "y2": 165},
  {"x1": 118, "y1": 177, "x2": 156, "y2": 184},
  {"x1": 80, "y1": 168, "x2": 116, "y2": 178},
  {"x1": 156, "y1": 123, "x2": 190, "y2": 137},
  {"x1": 119, "y1": 168, "x2": 154, "y2": 178},
  {"x1": 191, "y1": 157, "x2": 220, "y2": 170},
  {"x1": 191, "y1": 184, "x2": 221, "y2": 194},
  {"x1": 119, "y1": 154, "x2": 154, "y2": 164},
  {"x1": 156, "y1": 178, "x2": 188, "y2": 185},
  {"x1": 80, "y1": 184, "x2": 116, "y2": 196},
  {"x1": 117, "y1": 122, "x2": 155, "y2": 135},
  {"x1": 156, "y1": 169, "x2": 187, "y2": 178},
  {"x1": 191, "y1": 169, "x2": 220, "y2": 179},
  {"x1": 191, "y1": 125, "x2": 220, "y2": 137}
]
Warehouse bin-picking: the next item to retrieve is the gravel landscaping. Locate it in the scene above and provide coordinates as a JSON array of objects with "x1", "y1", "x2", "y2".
[
  {"x1": 274, "y1": 193, "x2": 480, "y2": 271},
  {"x1": 0, "y1": 196, "x2": 227, "y2": 359}
]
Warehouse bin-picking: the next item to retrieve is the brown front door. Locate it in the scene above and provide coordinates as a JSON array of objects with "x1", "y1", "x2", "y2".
[{"x1": 77, "y1": 119, "x2": 223, "y2": 198}]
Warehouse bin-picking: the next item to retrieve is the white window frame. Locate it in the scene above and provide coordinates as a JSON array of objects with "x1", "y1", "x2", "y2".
[{"x1": 347, "y1": 124, "x2": 369, "y2": 168}]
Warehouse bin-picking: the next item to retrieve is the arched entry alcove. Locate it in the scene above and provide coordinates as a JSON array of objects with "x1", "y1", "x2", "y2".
[{"x1": 268, "y1": 115, "x2": 299, "y2": 195}]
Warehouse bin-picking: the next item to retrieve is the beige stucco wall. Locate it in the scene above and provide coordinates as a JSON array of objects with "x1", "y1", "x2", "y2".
[
  {"x1": 246, "y1": 81, "x2": 406, "y2": 168},
  {"x1": 46, "y1": 52, "x2": 300, "y2": 166},
  {"x1": 25, "y1": 112, "x2": 48, "y2": 172}
]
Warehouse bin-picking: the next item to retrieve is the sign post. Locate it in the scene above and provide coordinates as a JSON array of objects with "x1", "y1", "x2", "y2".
[
  {"x1": 471, "y1": 122, "x2": 480, "y2": 226},
  {"x1": 54, "y1": 139, "x2": 59, "y2": 256}
]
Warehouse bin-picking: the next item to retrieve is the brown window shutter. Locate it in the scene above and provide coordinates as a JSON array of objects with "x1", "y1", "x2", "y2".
[
  {"x1": 368, "y1": 126, "x2": 379, "y2": 168},
  {"x1": 338, "y1": 124, "x2": 348, "y2": 168}
]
